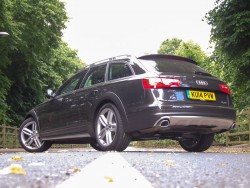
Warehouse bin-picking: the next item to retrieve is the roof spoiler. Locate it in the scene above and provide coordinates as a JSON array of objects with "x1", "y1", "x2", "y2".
[{"x1": 138, "y1": 54, "x2": 197, "y2": 65}]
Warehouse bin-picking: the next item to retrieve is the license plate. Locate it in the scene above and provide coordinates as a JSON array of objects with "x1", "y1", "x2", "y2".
[{"x1": 186, "y1": 90, "x2": 216, "y2": 101}]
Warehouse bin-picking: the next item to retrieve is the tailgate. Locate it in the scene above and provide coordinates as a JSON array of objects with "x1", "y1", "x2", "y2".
[{"x1": 157, "y1": 73, "x2": 232, "y2": 107}]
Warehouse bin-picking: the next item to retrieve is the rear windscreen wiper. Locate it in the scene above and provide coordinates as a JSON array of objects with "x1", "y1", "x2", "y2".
[{"x1": 194, "y1": 70, "x2": 212, "y2": 76}]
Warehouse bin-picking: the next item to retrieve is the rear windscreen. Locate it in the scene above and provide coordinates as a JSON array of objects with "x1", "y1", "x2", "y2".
[{"x1": 138, "y1": 58, "x2": 211, "y2": 75}]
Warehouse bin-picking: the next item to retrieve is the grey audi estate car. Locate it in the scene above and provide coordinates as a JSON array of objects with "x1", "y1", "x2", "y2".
[{"x1": 18, "y1": 54, "x2": 236, "y2": 152}]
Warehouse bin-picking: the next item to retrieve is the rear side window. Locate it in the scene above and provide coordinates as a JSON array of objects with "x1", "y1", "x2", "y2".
[
  {"x1": 108, "y1": 63, "x2": 132, "y2": 80},
  {"x1": 82, "y1": 65, "x2": 106, "y2": 88},
  {"x1": 138, "y1": 58, "x2": 210, "y2": 75},
  {"x1": 130, "y1": 62, "x2": 146, "y2": 75}
]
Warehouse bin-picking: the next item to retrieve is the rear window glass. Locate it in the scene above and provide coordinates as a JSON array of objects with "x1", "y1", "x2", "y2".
[
  {"x1": 108, "y1": 63, "x2": 132, "y2": 80},
  {"x1": 138, "y1": 58, "x2": 210, "y2": 75}
]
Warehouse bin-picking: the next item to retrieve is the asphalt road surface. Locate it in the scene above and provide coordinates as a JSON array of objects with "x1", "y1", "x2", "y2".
[{"x1": 0, "y1": 148, "x2": 250, "y2": 188}]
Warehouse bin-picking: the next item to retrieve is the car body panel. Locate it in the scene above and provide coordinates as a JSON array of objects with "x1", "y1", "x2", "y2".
[{"x1": 22, "y1": 54, "x2": 236, "y2": 144}]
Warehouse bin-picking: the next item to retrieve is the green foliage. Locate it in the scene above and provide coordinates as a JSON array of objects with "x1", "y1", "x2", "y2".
[
  {"x1": 133, "y1": 140, "x2": 178, "y2": 148},
  {"x1": 206, "y1": 0, "x2": 250, "y2": 110},
  {"x1": 36, "y1": 41, "x2": 83, "y2": 93},
  {"x1": 229, "y1": 108, "x2": 250, "y2": 142},
  {"x1": 175, "y1": 41, "x2": 209, "y2": 68},
  {"x1": 158, "y1": 38, "x2": 182, "y2": 55},
  {"x1": 0, "y1": 0, "x2": 13, "y2": 124},
  {"x1": 214, "y1": 133, "x2": 227, "y2": 145},
  {"x1": 158, "y1": 38, "x2": 209, "y2": 67},
  {"x1": 0, "y1": 0, "x2": 84, "y2": 125},
  {"x1": 0, "y1": 72, "x2": 11, "y2": 123}
]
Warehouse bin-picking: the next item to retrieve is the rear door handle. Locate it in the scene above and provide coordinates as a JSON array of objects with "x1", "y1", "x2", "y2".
[
  {"x1": 91, "y1": 90, "x2": 98, "y2": 95},
  {"x1": 64, "y1": 98, "x2": 72, "y2": 102}
]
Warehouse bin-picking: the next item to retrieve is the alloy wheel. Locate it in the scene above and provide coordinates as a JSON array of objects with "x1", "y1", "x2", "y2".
[
  {"x1": 96, "y1": 108, "x2": 117, "y2": 147},
  {"x1": 20, "y1": 121, "x2": 44, "y2": 150}
]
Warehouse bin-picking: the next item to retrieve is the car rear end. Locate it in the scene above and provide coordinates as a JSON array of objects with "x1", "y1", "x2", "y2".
[{"x1": 129, "y1": 55, "x2": 236, "y2": 135}]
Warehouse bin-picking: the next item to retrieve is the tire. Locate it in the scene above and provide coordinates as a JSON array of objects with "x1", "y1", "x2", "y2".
[
  {"x1": 90, "y1": 142, "x2": 103, "y2": 151},
  {"x1": 18, "y1": 117, "x2": 52, "y2": 152},
  {"x1": 179, "y1": 133, "x2": 214, "y2": 152},
  {"x1": 94, "y1": 103, "x2": 131, "y2": 151}
]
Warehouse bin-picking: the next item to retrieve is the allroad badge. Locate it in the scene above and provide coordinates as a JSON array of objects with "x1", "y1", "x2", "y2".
[{"x1": 196, "y1": 80, "x2": 208, "y2": 86}]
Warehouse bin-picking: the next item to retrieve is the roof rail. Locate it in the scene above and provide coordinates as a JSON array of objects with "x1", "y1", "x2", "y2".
[
  {"x1": 90, "y1": 54, "x2": 132, "y2": 66},
  {"x1": 109, "y1": 54, "x2": 132, "y2": 60}
]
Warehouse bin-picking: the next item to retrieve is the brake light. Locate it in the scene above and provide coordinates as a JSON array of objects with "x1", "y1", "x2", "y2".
[
  {"x1": 142, "y1": 78, "x2": 181, "y2": 89},
  {"x1": 219, "y1": 84, "x2": 231, "y2": 95}
]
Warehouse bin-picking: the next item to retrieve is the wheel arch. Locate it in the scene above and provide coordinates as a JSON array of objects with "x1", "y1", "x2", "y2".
[
  {"x1": 24, "y1": 109, "x2": 40, "y2": 130},
  {"x1": 92, "y1": 92, "x2": 129, "y2": 131}
]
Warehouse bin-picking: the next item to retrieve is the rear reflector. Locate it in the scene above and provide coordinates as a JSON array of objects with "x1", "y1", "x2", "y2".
[
  {"x1": 142, "y1": 78, "x2": 181, "y2": 89},
  {"x1": 219, "y1": 84, "x2": 231, "y2": 95}
]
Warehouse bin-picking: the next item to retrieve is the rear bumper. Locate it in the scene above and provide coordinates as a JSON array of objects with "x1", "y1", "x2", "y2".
[
  {"x1": 140, "y1": 115, "x2": 235, "y2": 134},
  {"x1": 126, "y1": 104, "x2": 236, "y2": 134}
]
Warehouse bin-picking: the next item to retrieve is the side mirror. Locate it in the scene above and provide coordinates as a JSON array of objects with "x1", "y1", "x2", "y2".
[
  {"x1": 0, "y1": 32, "x2": 9, "y2": 38},
  {"x1": 46, "y1": 89, "x2": 55, "y2": 98}
]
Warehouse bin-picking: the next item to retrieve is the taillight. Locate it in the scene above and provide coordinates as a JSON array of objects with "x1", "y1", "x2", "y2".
[
  {"x1": 142, "y1": 78, "x2": 181, "y2": 89},
  {"x1": 219, "y1": 84, "x2": 231, "y2": 95}
]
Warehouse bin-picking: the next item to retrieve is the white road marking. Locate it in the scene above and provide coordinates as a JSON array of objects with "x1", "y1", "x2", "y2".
[{"x1": 56, "y1": 152, "x2": 153, "y2": 188}]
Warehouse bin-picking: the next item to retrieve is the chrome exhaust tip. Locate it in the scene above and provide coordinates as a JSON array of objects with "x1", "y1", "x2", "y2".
[
  {"x1": 160, "y1": 119, "x2": 170, "y2": 127},
  {"x1": 231, "y1": 122, "x2": 236, "y2": 129}
]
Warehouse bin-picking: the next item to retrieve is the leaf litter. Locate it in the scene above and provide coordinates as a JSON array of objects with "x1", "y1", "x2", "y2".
[
  {"x1": 0, "y1": 164, "x2": 26, "y2": 175},
  {"x1": 8, "y1": 156, "x2": 24, "y2": 161},
  {"x1": 104, "y1": 176, "x2": 114, "y2": 183},
  {"x1": 165, "y1": 160, "x2": 174, "y2": 167}
]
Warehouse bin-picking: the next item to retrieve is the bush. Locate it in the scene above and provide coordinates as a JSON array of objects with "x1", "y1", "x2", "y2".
[{"x1": 132, "y1": 140, "x2": 178, "y2": 148}]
